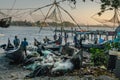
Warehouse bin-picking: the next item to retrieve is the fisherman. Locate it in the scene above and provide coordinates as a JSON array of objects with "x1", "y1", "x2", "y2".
[
  {"x1": 6, "y1": 38, "x2": 14, "y2": 51},
  {"x1": 57, "y1": 34, "x2": 62, "y2": 45},
  {"x1": 94, "y1": 34, "x2": 98, "y2": 44},
  {"x1": 13, "y1": 35, "x2": 20, "y2": 48},
  {"x1": 21, "y1": 38, "x2": 28, "y2": 56},
  {"x1": 79, "y1": 37, "x2": 84, "y2": 48},
  {"x1": 34, "y1": 38, "x2": 41, "y2": 46},
  {"x1": 53, "y1": 33, "x2": 57, "y2": 41},
  {"x1": 94, "y1": 38, "x2": 98, "y2": 44},
  {"x1": 71, "y1": 27, "x2": 73, "y2": 36},
  {"x1": 74, "y1": 34, "x2": 78, "y2": 48},
  {"x1": 64, "y1": 32, "x2": 68, "y2": 44},
  {"x1": 43, "y1": 36, "x2": 50, "y2": 43}
]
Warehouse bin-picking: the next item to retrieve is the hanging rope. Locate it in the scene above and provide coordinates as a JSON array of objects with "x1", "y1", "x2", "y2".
[
  {"x1": 30, "y1": 0, "x2": 82, "y2": 32},
  {"x1": 40, "y1": 9, "x2": 54, "y2": 31},
  {"x1": 47, "y1": 8, "x2": 57, "y2": 32},
  {"x1": 0, "y1": 10, "x2": 7, "y2": 17},
  {"x1": 11, "y1": 0, "x2": 17, "y2": 11},
  {"x1": 39, "y1": 4, "x2": 55, "y2": 33},
  {"x1": 56, "y1": 5, "x2": 64, "y2": 33},
  {"x1": 57, "y1": 5, "x2": 63, "y2": 23},
  {"x1": 57, "y1": 4, "x2": 82, "y2": 30},
  {"x1": 31, "y1": 0, "x2": 65, "y2": 14},
  {"x1": 91, "y1": 8, "x2": 120, "y2": 27},
  {"x1": 91, "y1": 14, "x2": 110, "y2": 23},
  {"x1": 8, "y1": 0, "x2": 17, "y2": 16}
]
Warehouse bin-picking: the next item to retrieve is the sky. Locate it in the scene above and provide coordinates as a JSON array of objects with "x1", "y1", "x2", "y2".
[{"x1": 0, "y1": 0, "x2": 113, "y2": 25}]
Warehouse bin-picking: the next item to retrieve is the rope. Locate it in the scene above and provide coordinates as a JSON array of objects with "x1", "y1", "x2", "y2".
[
  {"x1": 30, "y1": 0, "x2": 63, "y2": 14},
  {"x1": 91, "y1": 9, "x2": 120, "y2": 27},
  {"x1": 40, "y1": 9, "x2": 54, "y2": 32},
  {"x1": 11, "y1": 0, "x2": 17, "y2": 11},
  {"x1": 56, "y1": 5, "x2": 65, "y2": 33},
  {"x1": 39, "y1": 4, "x2": 54, "y2": 33},
  {"x1": 8, "y1": 0, "x2": 17, "y2": 16},
  {"x1": 57, "y1": 5, "x2": 82, "y2": 30},
  {"x1": 57, "y1": 5, "x2": 63, "y2": 24},
  {"x1": 0, "y1": 10, "x2": 7, "y2": 17}
]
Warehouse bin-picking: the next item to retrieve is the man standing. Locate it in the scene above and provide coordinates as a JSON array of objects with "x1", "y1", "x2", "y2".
[
  {"x1": 58, "y1": 34, "x2": 62, "y2": 45},
  {"x1": 53, "y1": 33, "x2": 57, "y2": 41},
  {"x1": 74, "y1": 34, "x2": 78, "y2": 48},
  {"x1": 13, "y1": 35, "x2": 20, "y2": 48},
  {"x1": 21, "y1": 38, "x2": 28, "y2": 56},
  {"x1": 64, "y1": 32, "x2": 68, "y2": 44}
]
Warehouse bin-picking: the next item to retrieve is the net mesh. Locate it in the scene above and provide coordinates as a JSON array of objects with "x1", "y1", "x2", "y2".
[{"x1": 92, "y1": 9, "x2": 120, "y2": 27}]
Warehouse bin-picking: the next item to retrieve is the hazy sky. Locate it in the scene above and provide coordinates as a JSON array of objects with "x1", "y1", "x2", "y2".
[{"x1": 0, "y1": 0, "x2": 108, "y2": 25}]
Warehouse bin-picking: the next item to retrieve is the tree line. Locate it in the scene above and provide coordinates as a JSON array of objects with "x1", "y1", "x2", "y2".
[{"x1": 11, "y1": 20, "x2": 76, "y2": 27}]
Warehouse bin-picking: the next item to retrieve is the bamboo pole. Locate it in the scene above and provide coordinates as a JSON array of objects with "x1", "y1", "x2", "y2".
[
  {"x1": 57, "y1": 5, "x2": 82, "y2": 30},
  {"x1": 39, "y1": 4, "x2": 54, "y2": 32}
]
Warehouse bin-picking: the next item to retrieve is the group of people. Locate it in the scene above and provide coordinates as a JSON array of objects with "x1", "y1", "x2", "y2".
[
  {"x1": 8, "y1": 36, "x2": 28, "y2": 56},
  {"x1": 73, "y1": 34, "x2": 84, "y2": 48},
  {"x1": 53, "y1": 32, "x2": 69, "y2": 45},
  {"x1": 73, "y1": 33, "x2": 107, "y2": 48}
]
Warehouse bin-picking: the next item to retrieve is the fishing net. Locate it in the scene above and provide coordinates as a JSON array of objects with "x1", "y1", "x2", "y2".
[{"x1": 91, "y1": 9, "x2": 120, "y2": 28}]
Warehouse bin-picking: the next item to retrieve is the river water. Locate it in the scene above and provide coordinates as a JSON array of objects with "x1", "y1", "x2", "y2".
[
  {"x1": 0, "y1": 26, "x2": 55, "y2": 44},
  {"x1": 0, "y1": 26, "x2": 115, "y2": 45}
]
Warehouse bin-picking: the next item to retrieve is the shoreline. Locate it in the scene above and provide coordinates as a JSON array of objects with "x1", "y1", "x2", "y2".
[
  {"x1": 9, "y1": 25, "x2": 117, "y2": 28},
  {"x1": 0, "y1": 26, "x2": 119, "y2": 80},
  {"x1": 0, "y1": 49, "x2": 117, "y2": 80}
]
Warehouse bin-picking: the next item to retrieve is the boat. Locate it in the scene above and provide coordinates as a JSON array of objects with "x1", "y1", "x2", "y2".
[
  {"x1": 5, "y1": 45, "x2": 25, "y2": 64},
  {"x1": 34, "y1": 38, "x2": 60, "y2": 52},
  {"x1": 0, "y1": 17, "x2": 12, "y2": 28},
  {"x1": 0, "y1": 38, "x2": 14, "y2": 51},
  {"x1": 82, "y1": 43, "x2": 105, "y2": 50}
]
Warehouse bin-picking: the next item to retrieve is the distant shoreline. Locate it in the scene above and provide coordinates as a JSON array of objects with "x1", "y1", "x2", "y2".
[
  {"x1": 10, "y1": 25, "x2": 116, "y2": 29},
  {"x1": 11, "y1": 21, "x2": 117, "y2": 28}
]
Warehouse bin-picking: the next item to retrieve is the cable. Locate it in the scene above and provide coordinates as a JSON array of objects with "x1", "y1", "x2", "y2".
[
  {"x1": 8, "y1": 0, "x2": 17, "y2": 16},
  {"x1": 57, "y1": 4, "x2": 82, "y2": 30}
]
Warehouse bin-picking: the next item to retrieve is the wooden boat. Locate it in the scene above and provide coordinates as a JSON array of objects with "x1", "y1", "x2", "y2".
[
  {"x1": 81, "y1": 39, "x2": 106, "y2": 50},
  {"x1": 82, "y1": 43, "x2": 105, "y2": 49},
  {"x1": 0, "y1": 17, "x2": 12, "y2": 28},
  {"x1": 34, "y1": 38, "x2": 60, "y2": 51},
  {"x1": 0, "y1": 38, "x2": 14, "y2": 51},
  {"x1": 5, "y1": 45, "x2": 25, "y2": 64}
]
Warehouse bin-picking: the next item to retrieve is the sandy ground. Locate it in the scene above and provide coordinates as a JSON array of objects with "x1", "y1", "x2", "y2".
[
  {"x1": 0, "y1": 49, "x2": 82, "y2": 80},
  {"x1": 0, "y1": 50, "x2": 27, "y2": 80},
  {"x1": 0, "y1": 49, "x2": 118, "y2": 80},
  {"x1": 0, "y1": 53, "x2": 81, "y2": 80}
]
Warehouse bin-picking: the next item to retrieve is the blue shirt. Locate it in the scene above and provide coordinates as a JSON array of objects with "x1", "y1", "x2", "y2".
[
  {"x1": 99, "y1": 38, "x2": 104, "y2": 44},
  {"x1": 21, "y1": 40, "x2": 28, "y2": 48},
  {"x1": 13, "y1": 38, "x2": 20, "y2": 47}
]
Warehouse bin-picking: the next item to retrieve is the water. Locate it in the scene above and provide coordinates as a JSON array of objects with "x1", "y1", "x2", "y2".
[
  {"x1": 0, "y1": 26, "x2": 115, "y2": 45},
  {"x1": 0, "y1": 26, "x2": 75, "y2": 45},
  {"x1": 0, "y1": 26, "x2": 55, "y2": 44}
]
